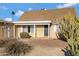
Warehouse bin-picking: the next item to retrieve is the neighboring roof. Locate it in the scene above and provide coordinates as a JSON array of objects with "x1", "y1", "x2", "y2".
[
  {"x1": 20, "y1": 7, "x2": 76, "y2": 23},
  {"x1": 0, "y1": 20, "x2": 14, "y2": 26}
]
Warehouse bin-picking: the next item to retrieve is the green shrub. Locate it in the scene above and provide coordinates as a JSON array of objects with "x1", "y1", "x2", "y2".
[
  {"x1": 20, "y1": 32, "x2": 31, "y2": 38},
  {"x1": 59, "y1": 16, "x2": 79, "y2": 56},
  {"x1": 57, "y1": 32, "x2": 67, "y2": 41},
  {"x1": 5, "y1": 40, "x2": 32, "y2": 56}
]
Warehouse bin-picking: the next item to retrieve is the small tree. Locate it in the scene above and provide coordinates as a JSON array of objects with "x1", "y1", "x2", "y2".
[{"x1": 59, "y1": 16, "x2": 79, "y2": 56}]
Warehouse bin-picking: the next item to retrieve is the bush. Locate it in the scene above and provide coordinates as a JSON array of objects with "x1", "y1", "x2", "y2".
[
  {"x1": 20, "y1": 32, "x2": 31, "y2": 38},
  {"x1": 62, "y1": 47, "x2": 73, "y2": 56},
  {"x1": 57, "y1": 32, "x2": 67, "y2": 42},
  {"x1": 60, "y1": 16, "x2": 79, "y2": 56},
  {"x1": 0, "y1": 38, "x2": 11, "y2": 47},
  {"x1": 0, "y1": 38, "x2": 17, "y2": 47},
  {"x1": 0, "y1": 39, "x2": 7, "y2": 47},
  {"x1": 5, "y1": 40, "x2": 32, "y2": 56}
]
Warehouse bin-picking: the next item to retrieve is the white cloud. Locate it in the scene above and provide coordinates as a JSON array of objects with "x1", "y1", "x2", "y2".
[
  {"x1": 0, "y1": 6, "x2": 8, "y2": 10},
  {"x1": 28, "y1": 8, "x2": 32, "y2": 11},
  {"x1": 15, "y1": 10, "x2": 24, "y2": 17},
  {"x1": 5, "y1": 18, "x2": 12, "y2": 21},
  {"x1": 57, "y1": 3, "x2": 77, "y2": 8}
]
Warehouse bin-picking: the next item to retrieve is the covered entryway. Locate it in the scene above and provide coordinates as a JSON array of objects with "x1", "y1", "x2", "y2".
[{"x1": 13, "y1": 20, "x2": 51, "y2": 38}]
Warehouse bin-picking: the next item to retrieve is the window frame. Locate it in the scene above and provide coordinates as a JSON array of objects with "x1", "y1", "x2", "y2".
[
  {"x1": 28, "y1": 25, "x2": 30, "y2": 33},
  {"x1": 44, "y1": 25, "x2": 48, "y2": 36}
]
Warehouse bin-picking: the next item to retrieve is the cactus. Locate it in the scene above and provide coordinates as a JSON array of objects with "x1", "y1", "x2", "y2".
[{"x1": 59, "y1": 16, "x2": 79, "y2": 56}]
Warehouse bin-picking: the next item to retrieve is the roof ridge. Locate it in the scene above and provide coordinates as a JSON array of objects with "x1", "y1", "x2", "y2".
[{"x1": 24, "y1": 7, "x2": 75, "y2": 13}]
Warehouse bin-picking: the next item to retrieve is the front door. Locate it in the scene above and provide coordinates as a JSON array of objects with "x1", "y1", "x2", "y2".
[{"x1": 36, "y1": 25, "x2": 44, "y2": 38}]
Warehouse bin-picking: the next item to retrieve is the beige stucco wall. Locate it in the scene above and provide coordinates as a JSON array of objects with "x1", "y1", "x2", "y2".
[
  {"x1": 50, "y1": 24, "x2": 58, "y2": 39},
  {"x1": 29, "y1": 33, "x2": 35, "y2": 38},
  {"x1": 0, "y1": 26, "x2": 4, "y2": 38},
  {"x1": 15, "y1": 26, "x2": 21, "y2": 38},
  {"x1": 9, "y1": 26, "x2": 14, "y2": 38}
]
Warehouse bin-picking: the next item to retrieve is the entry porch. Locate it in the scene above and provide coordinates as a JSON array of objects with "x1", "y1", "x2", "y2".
[{"x1": 13, "y1": 21, "x2": 51, "y2": 38}]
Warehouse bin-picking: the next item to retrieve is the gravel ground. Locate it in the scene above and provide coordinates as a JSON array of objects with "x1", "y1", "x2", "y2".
[
  {"x1": 20, "y1": 39, "x2": 68, "y2": 56},
  {"x1": 0, "y1": 39, "x2": 68, "y2": 56},
  {"x1": 26, "y1": 46, "x2": 64, "y2": 56}
]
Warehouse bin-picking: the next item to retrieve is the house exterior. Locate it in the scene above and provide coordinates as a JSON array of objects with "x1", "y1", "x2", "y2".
[
  {"x1": 0, "y1": 7, "x2": 76, "y2": 39},
  {"x1": 0, "y1": 21, "x2": 14, "y2": 38}
]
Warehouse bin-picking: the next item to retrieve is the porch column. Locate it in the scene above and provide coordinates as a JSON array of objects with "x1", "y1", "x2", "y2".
[
  {"x1": 13, "y1": 25, "x2": 15, "y2": 38},
  {"x1": 21, "y1": 26, "x2": 23, "y2": 32},
  {"x1": 48, "y1": 24, "x2": 50, "y2": 39},
  {"x1": 34, "y1": 24, "x2": 36, "y2": 38}
]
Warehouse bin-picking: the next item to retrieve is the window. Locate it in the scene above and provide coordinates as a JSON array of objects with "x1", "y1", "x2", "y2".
[
  {"x1": 44, "y1": 25, "x2": 48, "y2": 36},
  {"x1": 30, "y1": 26, "x2": 34, "y2": 33},
  {"x1": 28, "y1": 25, "x2": 34, "y2": 33},
  {"x1": 23, "y1": 25, "x2": 28, "y2": 32},
  {"x1": 28, "y1": 25, "x2": 30, "y2": 33}
]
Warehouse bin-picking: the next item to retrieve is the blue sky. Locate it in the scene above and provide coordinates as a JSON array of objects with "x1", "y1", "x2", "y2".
[{"x1": 0, "y1": 3, "x2": 79, "y2": 21}]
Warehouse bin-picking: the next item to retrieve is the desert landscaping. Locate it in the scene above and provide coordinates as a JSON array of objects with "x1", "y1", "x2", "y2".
[
  {"x1": 16, "y1": 38, "x2": 68, "y2": 56},
  {"x1": 0, "y1": 38, "x2": 68, "y2": 56}
]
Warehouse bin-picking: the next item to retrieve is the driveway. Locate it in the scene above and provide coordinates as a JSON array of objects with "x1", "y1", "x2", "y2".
[{"x1": 20, "y1": 39, "x2": 68, "y2": 56}]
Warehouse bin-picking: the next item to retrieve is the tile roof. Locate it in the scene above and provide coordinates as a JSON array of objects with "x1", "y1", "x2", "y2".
[{"x1": 20, "y1": 7, "x2": 76, "y2": 23}]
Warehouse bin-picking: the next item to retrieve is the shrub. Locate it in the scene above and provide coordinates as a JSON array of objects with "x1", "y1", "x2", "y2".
[
  {"x1": 0, "y1": 38, "x2": 17, "y2": 47},
  {"x1": 0, "y1": 39, "x2": 7, "y2": 47},
  {"x1": 5, "y1": 40, "x2": 32, "y2": 56},
  {"x1": 57, "y1": 32, "x2": 67, "y2": 41},
  {"x1": 20, "y1": 32, "x2": 31, "y2": 38},
  {"x1": 59, "y1": 16, "x2": 79, "y2": 56},
  {"x1": 0, "y1": 39, "x2": 10, "y2": 47}
]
